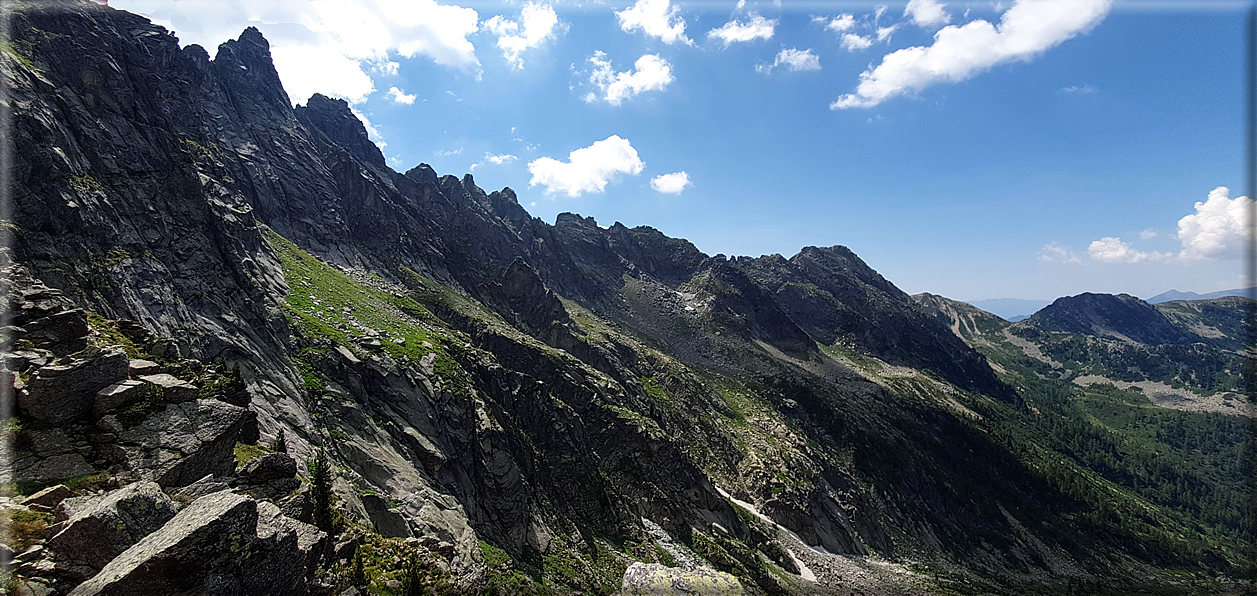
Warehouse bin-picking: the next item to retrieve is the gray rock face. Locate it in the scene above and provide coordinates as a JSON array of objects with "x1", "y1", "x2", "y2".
[
  {"x1": 361, "y1": 494, "x2": 412, "y2": 538},
  {"x1": 93, "y1": 379, "x2": 147, "y2": 417},
  {"x1": 11, "y1": 428, "x2": 99, "y2": 486},
  {"x1": 19, "y1": 308, "x2": 90, "y2": 355},
  {"x1": 47, "y1": 481, "x2": 178, "y2": 570},
  {"x1": 68, "y1": 492, "x2": 310, "y2": 596},
  {"x1": 19, "y1": 348, "x2": 129, "y2": 423},
  {"x1": 256, "y1": 500, "x2": 328, "y2": 574},
  {"x1": 174, "y1": 475, "x2": 233, "y2": 502},
  {"x1": 117, "y1": 399, "x2": 252, "y2": 488},
  {"x1": 616, "y1": 562, "x2": 745, "y2": 595}
]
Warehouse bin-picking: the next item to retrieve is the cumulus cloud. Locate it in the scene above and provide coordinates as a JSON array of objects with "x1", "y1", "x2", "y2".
[
  {"x1": 1178, "y1": 186, "x2": 1251, "y2": 260},
  {"x1": 1075, "y1": 187, "x2": 1252, "y2": 265},
  {"x1": 841, "y1": 34, "x2": 874, "y2": 51},
  {"x1": 651, "y1": 171, "x2": 691, "y2": 194},
  {"x1": 616, "y1": 0, "x2": 691, "y2": 45},
  {"x1": 470, "y1": 152, "x2": 518, "y2": 171},
  {"x1": 1039, "y1": 242, "x2": 1080, "y2": 264},
  {"x1": 904, "y1": 0, "x2": 951, "y2": 28},
  {"x1": 757, "y1": 48, "x2": 821, "y2": 73},
  {"x1": 832, "y1": 0, "x2": 1112, "y2": 109},
  {"x1": 708, "y1": 14, "x2": 776, "y2": 47},
  {"x1": 386, "y1": 86, "x2": 416, "y2": 104},
  {"x1": 483, "y1": 3, "x2": 564, "y2": 69},
  {"x1": 822, "y1": 14, "x2": 857, "y2": 32},
  {"x1": 1088, "y1": 237, "x2": 1170, "y2": 264},
  {"x1": 528, "y1": 135, "x2": 645, "y2": 197},
  {"x1": 112, "y1": 0, "x2": 481, "y2": 106},
  {"x1": 585, "y1": 52, "x2": 674, "y2": 106}
]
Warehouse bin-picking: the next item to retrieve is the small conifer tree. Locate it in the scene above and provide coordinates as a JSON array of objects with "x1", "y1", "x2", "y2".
[
  {"x1": 350, "y1": 547, "x2": 367, "y2": 587},
  {"x1": 271, "y1": 429, "x2": 287, "y2": 453},
  {"x1": 309, "y1": 448, "x2": 336, "y2": 536}
]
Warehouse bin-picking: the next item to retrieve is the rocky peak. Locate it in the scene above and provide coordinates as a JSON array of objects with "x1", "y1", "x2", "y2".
[
  {"x1": 1026, "y1": 292, "x2": 1195, "y2": 345},
  {"x1": 211, "y1": 27, "x2": 293, "y2": 120},
  {"x1": 403, "y1": 163, "x2": 440, "y2": 186},
  {"x1": 294, "y1": 93, "x2": 386, "y2": 169},
  {"x1": 791, "y1": 245, "x2": 906, "y2": 301}
]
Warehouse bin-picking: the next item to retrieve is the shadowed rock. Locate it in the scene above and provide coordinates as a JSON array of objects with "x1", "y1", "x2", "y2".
[
  {"x1": 20, "y1": 348, "x2": 129, "y2": 423},
  {"x1": 47, "y1": 481, "x2": 178, "y2": 570}
]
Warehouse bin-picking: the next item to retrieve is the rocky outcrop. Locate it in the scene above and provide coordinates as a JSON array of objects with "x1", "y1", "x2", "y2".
[
  {"x1": 116, "y1": 399, "x2": 253, "y2": 488},
  {"x1": 19, "y1": 348, "x2": 129, "y2": 424},
  {"x1": 45, "y1": 481, "x2": 178, "y2": 570},
  {"x1": 67, "y1": 491, "x2": 315, "y2": 596},
  {"x1": 617, "y1": 562, "x2": 745, "y2": 595}
]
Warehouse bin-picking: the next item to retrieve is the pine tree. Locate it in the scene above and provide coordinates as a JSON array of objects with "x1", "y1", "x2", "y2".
[
  {"x1": 309, "y1": 448, "x2": 336, "y2": 536},
  {"x1": 400, "y1": 560, "x2": 426, "y2": 596},
  {"x1": 271, "y1": 429, "x2": 287, "y2": 454},
  {"x1": 350, "y1": 547, "x2": 367, "y2": 587}
]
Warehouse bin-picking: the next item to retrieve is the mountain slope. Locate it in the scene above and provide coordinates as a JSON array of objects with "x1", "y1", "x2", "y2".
[{"x1": 2, "y1": 2, "x2": 1248, "y2": 594}]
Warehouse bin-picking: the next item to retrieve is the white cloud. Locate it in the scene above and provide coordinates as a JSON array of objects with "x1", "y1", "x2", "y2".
[
  {"x1": 757, "y1": 48, "x2": 821, "y2": 74},
  {"x1": 824, "y1": 14, "x2": 857, "y2": 32},
  {"x1": 832, "y1": 0, "x2": 1112, "y2": 109},
  {"x1": 708, "y1": 14, "x2": 776, "y2": 47},
  {"x1": 435, "y1": 148, "x2": 463, "y2": 156},
  {"x1": 470, "y1": 152, "x2": 519, "y2": 170},
  {"x1": 112, "y1": 0, "x2": 481, "y2": 106},
  {"x1": 904, "y1": 0, "x2": 951, "y2": 28},
  {"x1": 528, "y1": 135, "x2": 645, "y2": 197},
  {"x1": 876, "y1": 24, "x2": 899, "y2": 41},
  {"x1": 841, "y1": 33, "x2": 874, "y2": 51},
  {"x1": 386, "y1": 86, "x2": 416, "y2": 104},
  {"x1": 1039, "y1": 242, "x2": 1080, "y2": 264},
  {"x1": 616, "y1": 0, "x2": 691, "y2": 45},
  {"x1": 651, "y1": 171, "x2": 691, "y2": 194},
  {"x1": 1178, "y1": 186, "x2": 1251, "y2": 260},
  {"x1": 1139, "y1": 229, "x2": 1158, "y2": 240},
  {"x1": 483, "y1": 3, "x2": 564, "y2": 69},
  {"x1": 585, "y1": 52, "x2": 674, "y2": 106},
  {"x1": 1060, "y1": 84, "x2": 1097, "y2": 94},
  {"x1": 1088, "y1": 237, "x2": 1170, "y2": 264}
]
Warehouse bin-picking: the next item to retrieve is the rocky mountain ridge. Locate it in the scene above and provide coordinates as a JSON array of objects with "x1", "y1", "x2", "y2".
[{"x1": 2, "y1": 1, "x2": 1250, "y2": 594}]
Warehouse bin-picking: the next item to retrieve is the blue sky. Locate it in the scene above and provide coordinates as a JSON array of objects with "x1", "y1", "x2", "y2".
[{"x1": 112, "y1": 0, "x2": 1251, "y2": 302}]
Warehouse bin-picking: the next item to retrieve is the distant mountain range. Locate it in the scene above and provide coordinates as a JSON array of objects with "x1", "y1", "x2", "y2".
[
  {"x1": 1146, "y1": 287, "x2": 1255, "y2": 303},
  {"x1": 964, "y1": 287, "x2": 1254, "y2": 322}
]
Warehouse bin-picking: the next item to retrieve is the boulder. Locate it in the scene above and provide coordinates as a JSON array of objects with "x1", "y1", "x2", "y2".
[
  {"x1": 93, "y1": 380, "x2": 147, "y2": 417},
  {"x1": 137, "y1": 373, "x2": 199, "y2": 403},
  {"x1": 616, "y1": 562, "x2": 745, "y2": 595},
  {"x1": 46, "y1": 481, "x2": 178, "y2": 570},
  {"x1": 127, "y1": 359, "x2": 159, "y2": 376},
  {"x1": 257, "y1": 500, "x2": 328, "y2": 573},
  {"x1": 21, "y1": 309, "x2": 90, "y2": 355},
  {"x1": 54, "y1": 494, "x2": 104, "y2": 523},
  {"x1": 240, "y1": 453, "x2": 297, "y2": 483},
  {"x1": 117, "y1": 399, "x2": 252, "y2": 488},
  {"x1": 19, "y1": 348, "x2": 129, "y2": 423},
  {"x1": 68, "y1": 492, "x2": 311, "y2": 596},
  {"x1": 146, "y1": 339, "x2": 181, "y2": 361},
  {"x1": 20, "y1": 485, "x2": 74, "y2": 509}
]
